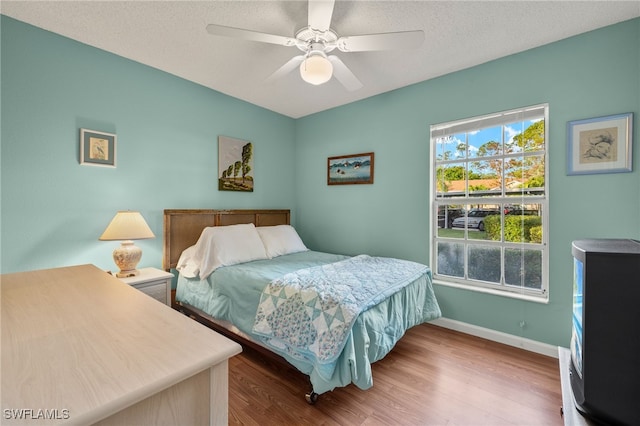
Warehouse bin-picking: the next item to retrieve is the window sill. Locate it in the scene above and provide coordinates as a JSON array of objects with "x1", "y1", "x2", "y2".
[{"x1": 433, "y1": 278, "x2": 549, "y2": 304}]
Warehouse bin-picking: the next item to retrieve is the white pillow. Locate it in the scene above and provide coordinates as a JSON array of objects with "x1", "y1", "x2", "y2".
[
  {"x1": 257, "y1": 225, "x2": 308, "y2": 258},
  {"x1": 193, "y1": 223, "x2": 268, "y2": 280},
  {"x1": 176, "y1": 245, "x2": 200, "y2": 278}
]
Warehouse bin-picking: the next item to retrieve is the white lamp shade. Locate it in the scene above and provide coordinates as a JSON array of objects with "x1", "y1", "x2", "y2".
[
  {"x1": 100, "y1": 211, "x2": 154, "y2": 277},
  {"x1": 99, "y1": 211, "x2": 155, "y2": 241},
  {"x1": 299, "y1": 55, "x2": 333, "y2": 85}
]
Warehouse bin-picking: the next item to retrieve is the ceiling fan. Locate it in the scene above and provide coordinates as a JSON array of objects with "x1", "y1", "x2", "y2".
[{"x1": 205, "y1": 0, "x2": 424, "y2": 90}]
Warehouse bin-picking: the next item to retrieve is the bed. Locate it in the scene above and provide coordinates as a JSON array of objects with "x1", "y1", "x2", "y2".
[{"x1": 163, "y1": 209, "x2": 441, "y2": 403}]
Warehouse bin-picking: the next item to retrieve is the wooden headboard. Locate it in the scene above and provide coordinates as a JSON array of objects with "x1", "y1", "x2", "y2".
[{"x1": 163, "y1": 209, "x2": 291, "y2": 271}]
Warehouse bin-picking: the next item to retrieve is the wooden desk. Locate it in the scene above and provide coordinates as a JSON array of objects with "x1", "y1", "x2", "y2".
[{"x1": 1, "y1": 264, "x2": 242, "y2": 425}]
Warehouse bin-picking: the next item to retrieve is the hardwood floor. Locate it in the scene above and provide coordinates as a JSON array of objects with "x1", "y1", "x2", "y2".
[{"x1": 227, "y1": 323, "x2": 563, "y2": 425}]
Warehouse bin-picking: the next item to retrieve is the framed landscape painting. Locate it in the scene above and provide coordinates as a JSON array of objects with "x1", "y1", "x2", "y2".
[
  {"x1": 327, "y1": 152, "x2": 374, "y2": 185},
  {"x1": 218, "y1": 135, "x2": 253, "y2": 192}
]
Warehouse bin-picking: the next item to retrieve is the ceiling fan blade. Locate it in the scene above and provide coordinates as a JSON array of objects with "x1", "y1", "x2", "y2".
[
  {"x1": 328, "y1": 56, "x2": 363, "y2": 91},
  {"x1": 265, "y1": 55, "x2": 305, "y2": 83},
  {"x1": 337, "y1": 30, "x2": 424, "y2": 52},
  {"x1": 308, "y1": 0, "x2": 335, "y2": 32},
  {"x1": 206, "y1": 24, "x2": 296, "y2": 47}
]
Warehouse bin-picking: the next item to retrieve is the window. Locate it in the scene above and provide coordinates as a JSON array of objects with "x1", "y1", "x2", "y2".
[{"x1": 430, "y1": 104, "x2": 548, "y2": 300}]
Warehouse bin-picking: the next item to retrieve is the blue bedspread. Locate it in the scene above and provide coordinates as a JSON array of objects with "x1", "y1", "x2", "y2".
[
  {"x1": 252, "y1": 255, "x2": 430, "y2": 379},
  {"x1": 176, "y1": 251, "x2": 441, "y2": 394}
]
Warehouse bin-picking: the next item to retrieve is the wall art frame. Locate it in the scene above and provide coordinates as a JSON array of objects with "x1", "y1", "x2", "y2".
[
  {"x1": 80, "y1": 128, "x2": 117, "y2": 168},
  {"x1": 567, "y1": 112, "x2": 633, "y2": 175},
  {"x1": 218, "y1": 135, "x2": 254, "y2": 192},
  {"x1": 327, "y1": 152, "x2": 374, "y2": 185}
]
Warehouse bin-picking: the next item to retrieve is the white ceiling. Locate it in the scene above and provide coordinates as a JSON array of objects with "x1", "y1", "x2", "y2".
[{"x1": 2, "y1": 1, "x2": 639, "y2": 118}]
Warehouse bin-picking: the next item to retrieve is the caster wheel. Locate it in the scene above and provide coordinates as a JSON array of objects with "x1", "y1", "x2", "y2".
[{"x1": 305, "y1": 391, "x2": 319, "y2": 405}]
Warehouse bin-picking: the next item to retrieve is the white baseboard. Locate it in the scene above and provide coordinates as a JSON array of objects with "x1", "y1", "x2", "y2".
[{"x1": 429, "y1": 317, "x2": 559, "y2": 358}]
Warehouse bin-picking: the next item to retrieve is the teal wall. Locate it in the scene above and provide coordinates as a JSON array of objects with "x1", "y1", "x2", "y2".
[
  {"x1": 1, "y1": 16, "x2": 296, "y2": 273},
  {"x1": 2, "y1": 15, "x2": 639, "y2": 348},
  {"x1": 294, "y1": 18, "x2": 640, "y2": 347}
]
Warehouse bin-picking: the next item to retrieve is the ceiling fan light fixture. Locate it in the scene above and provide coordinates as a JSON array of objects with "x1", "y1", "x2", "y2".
[{"x1": 299, "y1": 54, "x2": 333, "y2": 85}]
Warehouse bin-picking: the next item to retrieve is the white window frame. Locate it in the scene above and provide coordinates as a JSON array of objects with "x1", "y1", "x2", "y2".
[{"x1": 430, "y1": 104, "x2": 549, "y2": 302}]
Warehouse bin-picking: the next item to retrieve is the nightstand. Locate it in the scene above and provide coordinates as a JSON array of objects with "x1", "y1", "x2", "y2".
[{"x1": 119, "y1": 267, "x2": 173, "y2": 306}]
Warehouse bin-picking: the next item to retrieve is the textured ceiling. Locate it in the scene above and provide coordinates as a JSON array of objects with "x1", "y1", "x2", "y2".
[{"x1": 2, "y1": 1, "x2": 639, "y2": 118}]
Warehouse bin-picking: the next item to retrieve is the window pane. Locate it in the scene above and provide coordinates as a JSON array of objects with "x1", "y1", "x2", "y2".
[
  {"x1": 435, "y1": 163, "x2": 466, "y2": 198},
  {"x1": 519, "y1": 120, "x2": 545, "y2": 152},
  {"x1": 469, "y1": 159, "x2": 502, "y2": 197},
  {"x1": 504, "y1": 203, "x2": 542, "y2": 243},
  {"x1": 437, "y1": 242, "x2": 464, "y2": 277},
  {"x1": 504, "y1": 155, "x2": 545, "y2": 195},
  {"x1": 504, "y1": 156, "x2": 525, "y2": 190},
  {"x1": 457, "y1": 204, "x2": 500, "y2": 239},
  {"x1": 504, "y1": 121, "x2": 524, "y2": 154},
  {"x1": 505, "y1": 248, "x2": 542, "y2": 290},
  {"x1": 523, "y1": 154, "x2": 545, "y2": 192},
  {"x1": 440, "y1": 203, "x2": 468, "y2": 238},
  {"x1": 437, "y1": 204, "x2": 466, "y2": 236},
  {"x1": 435, "y1": 134, "x2": 466, "y2": 160},
  {"x1": 468, "y1": 245, "x2": 501, "y2": 283},
  {"x1": 469, "y1": 126, "x2": 502, "y2": 158},
  {"x1": 482, "y1": 207, "x2": 503, "y2": 242}
]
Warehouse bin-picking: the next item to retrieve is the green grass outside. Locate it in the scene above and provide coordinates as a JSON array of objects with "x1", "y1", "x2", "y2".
[{"x1": 438, "y1": 228, "x2": 488, "y2": 240}]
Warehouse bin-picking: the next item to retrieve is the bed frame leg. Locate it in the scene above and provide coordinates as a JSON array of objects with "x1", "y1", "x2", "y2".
[{"x1": 305, "y1": 391, "x2": 319, "y2": 405}]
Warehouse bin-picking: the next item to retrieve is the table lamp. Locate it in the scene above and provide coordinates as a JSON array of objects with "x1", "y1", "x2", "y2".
[{"x1": 99, "y1": 211, "x2": 155, "y2": 277}]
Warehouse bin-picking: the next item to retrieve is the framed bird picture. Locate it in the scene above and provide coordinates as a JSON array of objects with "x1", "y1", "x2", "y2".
[{"x1": 80, "y1": 128, "x2": 117, "y2": 168}]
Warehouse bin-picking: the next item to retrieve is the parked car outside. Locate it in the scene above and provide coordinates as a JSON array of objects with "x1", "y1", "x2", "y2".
[
  {"x1": 437, "y1": 207, "x2": 465, "y2": 228},
  {"x1": 451, "y1": 209, "x2": 499, "y2": 231},
  {"x1": 504, "y1": 205, "x2": 538, "y2": 216}
]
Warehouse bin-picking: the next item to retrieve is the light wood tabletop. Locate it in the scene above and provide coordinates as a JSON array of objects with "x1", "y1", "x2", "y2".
[{"x1": 1, "y1": 264, "x2": 242, "y2": 425}]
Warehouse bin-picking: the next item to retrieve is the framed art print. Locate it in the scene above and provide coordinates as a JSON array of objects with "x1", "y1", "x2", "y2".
[
  {"x1": 327, "y1": 152, "x2": 374, "y2": 185},
  {"x1": 567, "y1": 113, "x2": 633, "y2": 175},
  {"x1": 218, "y1": 135, "x2": 254, "y2": 192},
  {"x1": 80, "y1": 129, "x2": 116, "y2": 167}
]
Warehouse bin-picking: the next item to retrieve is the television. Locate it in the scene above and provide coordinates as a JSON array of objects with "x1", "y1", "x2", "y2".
[{"x1": 570, "y1": 239, "x2": 640, "y2": 425}]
